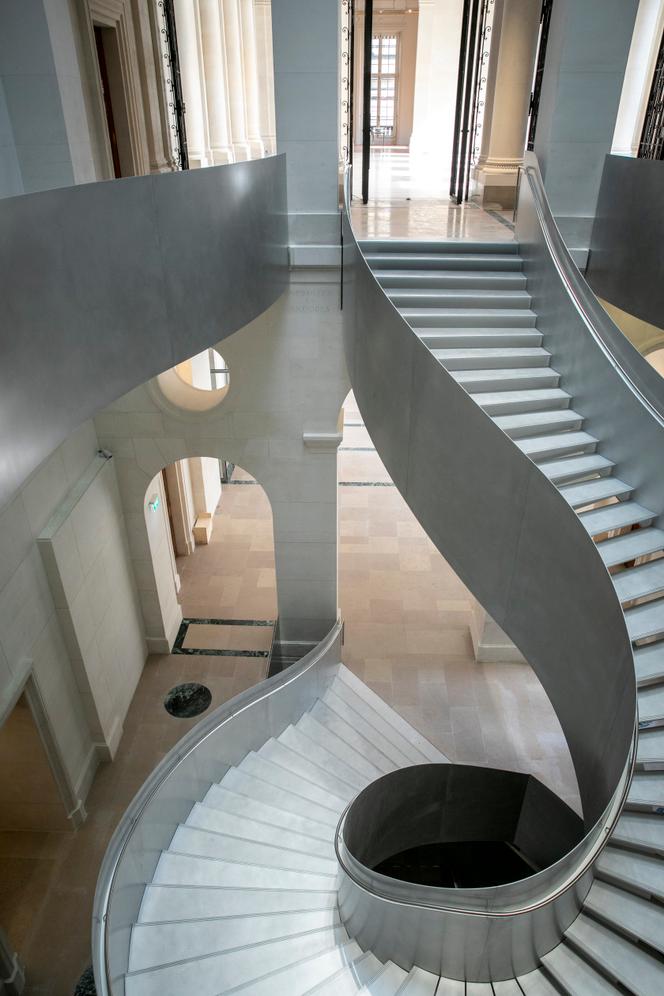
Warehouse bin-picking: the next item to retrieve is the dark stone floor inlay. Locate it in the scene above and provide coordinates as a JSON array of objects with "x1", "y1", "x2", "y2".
[
  {"x1": 164, "y1": 682, "x2": 212, "y2": 718},
  {"x1": 74, "y1": 966, "x2": 96, "y2": 995}
]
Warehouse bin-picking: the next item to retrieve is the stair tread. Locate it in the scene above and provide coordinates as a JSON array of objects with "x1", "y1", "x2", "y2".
[
  {"x1": 321, "y1": 687, "x2": 421, "y2": 767},
  {"x1": 542, "y1": 939, "x2": 620, "y2": 994},
  {"x1": 169, "y1": 824, "x2": 337, "y2": 874},
  {"x1": 585, "y1": 878, "x2": 664, "y2": 954},
  {"x1": 637, "y1": 727, "x2": 664, "y2": 766},
  {"x1": 202, "y1": 783, "x2": 334, "y2": 839},
  {"x1": 639, "y1": 683, "x2": 664, "y2": 723},
  {"x1": 358, "y1": 960, "x2": 407, "y2": 994},
  {"x1": 124, "y1": 930, "x2": 353, "y2": 996},
  {"x1": 185, "y1": 803, "x2": 334, "y2": 858},
  {"x1": 279, "y1": 724, "x2": 370, "y2": 790},
  {"x1": 515, "y1": 967, "x2": 559, "y2": 995},
  {"x1": 397, "y1": 966, "x2": 441, "y2": 994},
  {"x1": 305, "y1": 951, "x2": 384, "y2": 994},
  {"x1": 153, "y1": 850, "x2": 336, "y2": 891},
  {"x1": 387, "y1": 288, "x2": 531, "y2": 302},
  {"x1": 375, "y1": 268, "x2": 526, "y2": 282},
  {"x1": 596, "y1": 528, "x2": 664, "y2": 567},
  {"x1": 580, "y1": 501, "x2": 653, "y2": 538},
  {"x1": 597, "y1": 845, "x2": 664, "y2": 900},
  {"x1": 538, "y1": 453, "x2": 614, "y2": 484},
  {"x1": 625, "y1": 598, "x2": 664, "y2": 641},
  {"x1": 635, "y1": 643, "x2": 664, "y2": 686},
  {"x1": 494, "y1": 409, "x2": 582, "y2": 437},
  {"x1": 325, "y1": 680, "x2": 429, "y2": 766},
  {"x1": 614, "y1": 558, "x2": 664, "y2": 603},
  {"x1": 129, "y1": 909, "x2": 340, "y2": 973},
  {"x1": 238, "y1": 753, "x2": 349, "y2": 811},
  {"x1": 517, "y1": 430, "x2": 597, "y2": 460},
  {"x1": 434, "y1": 346, "x2": 548, "y2": 360},
  {"x1": 258, "y1": 738, "x2": 359, "y2": 799},
  {"x1": 564, "y1": 912, "x2": 664, "y2": 992},
  {"x1": 337, "y1": 664, "x2": 447, "y2": 762},
  {"x1": 310, "y1": 700, "x2": 398, "y2": 774},
  {"x1": 364, "y1": 252, "x2": 524, "y2": 271},
  {"x1": 138, "y1": 885, "x2": 337, "y2": 925},
  {"x1": 628, "y1": 771, "x2": 664, "y2": 807},
  {"x1": 611, "y1": 811, "x2": 664, "y2": 856},
  {"x1": 473, "y1": 387, "x2": 571, "y2": 414},
  {"x1": 296, "y1": 712, "x2": 387, "y2": 780},
  {"x1": 228, "y1": 941, "x2": 364, "y2": 996},
  {"x1": 454, "y1": 366, "x2": 558, "y2": 385},
  {"x1": 219, "y1": 767, "x2": 340, "y2": 827},
  {"x1": 559, "y1": 477, "x2": 633, "y2": 509}
]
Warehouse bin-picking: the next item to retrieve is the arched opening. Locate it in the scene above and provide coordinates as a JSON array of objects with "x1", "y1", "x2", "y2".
[
  {"x1": 156, "y1": 347, "x2": 230, "y2": 413},
  {"x1": 337, "y1": 389, "x2": 581, "y2": 813},
  {"x1": 143, "y1": 456, "x2": 277, "y2": 704},
  {"x1": 646, "y1": 345, "x2": 664, "y2": 377}
]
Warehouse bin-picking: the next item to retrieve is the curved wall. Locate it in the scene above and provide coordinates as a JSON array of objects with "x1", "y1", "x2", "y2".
[{"x1": 0, "y1": 156, "x2": 288, "y2": 508}]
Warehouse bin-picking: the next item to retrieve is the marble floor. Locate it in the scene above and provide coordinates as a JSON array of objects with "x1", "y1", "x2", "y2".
[{"x1": 350, "y1": 148, "x2": 516, "y2": 242}]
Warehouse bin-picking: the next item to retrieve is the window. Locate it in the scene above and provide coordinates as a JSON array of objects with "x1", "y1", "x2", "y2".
[
  {"x1": 370, "y1": 34, "x2": 399, "y2": 140},
  {"x1": 639, "y1": 29, "x2": 664, "y2": 160}
]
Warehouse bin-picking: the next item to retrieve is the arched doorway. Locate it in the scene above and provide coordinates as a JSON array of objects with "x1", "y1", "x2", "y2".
[{"x1": 143, "y1": 457, "x2": 277, "y2": 701}]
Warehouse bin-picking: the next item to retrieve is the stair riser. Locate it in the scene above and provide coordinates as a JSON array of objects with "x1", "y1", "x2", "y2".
[
  {"x1": 391, "y1": 292, "x2": 531, "y2": 309},
  {"x1": 479, "y1": 395, "x2": 571, "y2": 415},
  {"x1": 502, "y1": 420, "x2": 583, "y2": 440},
  {"x1": 460, "y1": 373, "x2": 560, "y2": 392},
  {"x1": 526, "y1": 442, "x2": 597, "y2": 461},
  {"x1": 360, "y1": 240, "x2": 519, "y2": 254},
  {"x1": 376, "y1": 273, "x2": 528, "y2": 290},
  {"x1": 438, "y1": 354, "x2": 550, "y2": 371},
  {"x1": 419, "y1": 332, "x2": 542, "y2": 349},
  {"x1": 364, "y1": 254, "x2": 524, "y2": 271},
  {"x1": 404, "y1": 311, "x2": 537, "y2": 328}
]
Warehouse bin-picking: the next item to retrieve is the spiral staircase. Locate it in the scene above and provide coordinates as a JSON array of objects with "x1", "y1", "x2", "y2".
[{"x1": 92, "y1": 158, "x2": 664, "y2": 994}]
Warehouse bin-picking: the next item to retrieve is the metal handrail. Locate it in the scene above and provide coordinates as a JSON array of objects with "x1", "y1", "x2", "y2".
[
  {"x1": 519, "y1": 151, "x2": 664, "y2": 429},
  {"x1": 338, "y1": 154, "x2": 639, "y2": 920},
  {"x1": 334, "y1": 714, "x2": 637, "y2": 918},
  {"x1": 92, "y1": 619, "x2": 343, "y2": 995}
]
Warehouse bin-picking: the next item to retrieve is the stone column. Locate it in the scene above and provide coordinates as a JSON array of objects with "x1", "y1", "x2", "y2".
[
  {"x1": 221, "y1": 0, "x2": 252, "y2": 161},
  {"x1": 173, "y1": 0, "x2": 212, "y2": 167},
  {"x1": 472, "y1": 0, "x2": 541, "y2": 208},
  {"x1": 198, "y1": 0, "x2": 235, "y2": 164},
  {"x1": 410, "y1": 0, "x2": 463, "y2": 160},
  {"x1": 240, "y1": 0, "x2": 266, "y2": 158},
  {"x1": 253, "y1": 0, "x2": 277, "y2": 154}
]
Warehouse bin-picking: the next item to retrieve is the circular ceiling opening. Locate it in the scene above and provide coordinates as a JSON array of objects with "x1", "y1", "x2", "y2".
[
  {"x1": 157, "y1": 347, "x2": 230, "y2": 412},
  {"x1": 164, "y1": 682, "x2": 212, "y2": 718}
]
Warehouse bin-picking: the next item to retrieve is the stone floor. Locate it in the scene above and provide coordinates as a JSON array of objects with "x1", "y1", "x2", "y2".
[{"x1": 350, "y1": 148, "x2": 516, "y2": 241}]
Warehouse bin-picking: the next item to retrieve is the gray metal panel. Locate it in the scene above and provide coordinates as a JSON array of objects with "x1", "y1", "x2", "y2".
[
  {"x1": 339, "y1": 160, "x2": 639, "y2": 979},
  {"x1": 92, "y1": 620, "x2": 343, "y2": 996},
  {"x1": 0, "y1": 156, "x2": 288, "y2": 507},
  {"x1": 588, "y1": 154, "x2": 664, "y2": 331}
]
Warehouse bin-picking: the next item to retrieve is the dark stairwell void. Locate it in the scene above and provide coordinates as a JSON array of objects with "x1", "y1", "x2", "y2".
[{"x1": 342, "y1": 764, "x2": 584, "y2": 890}]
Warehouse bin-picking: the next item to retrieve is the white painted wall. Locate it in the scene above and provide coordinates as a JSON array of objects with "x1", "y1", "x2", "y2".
[
  {"x1": 38, "y1": 455, "x2": 146, "y2": 759},
  {"x1": 410, "y1": 0, "x2": 463, "y2": 160},
  {"x1": 0, "y1": 422, "x2": 100, "y2": 816},
  {"x1": 143, "y1": 472, "x2": 183, "y2": 653},
  {"x1": 612, "y1": 0, "x2": 664, "y2": 157},
  {"x1": 95, "y1": 270, "x2": 348, "y2": 656}
]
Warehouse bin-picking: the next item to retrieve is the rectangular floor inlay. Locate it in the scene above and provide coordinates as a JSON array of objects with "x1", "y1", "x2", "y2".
[{"x1": 174, "y1": 618, "x2": 275, "y2": 658}]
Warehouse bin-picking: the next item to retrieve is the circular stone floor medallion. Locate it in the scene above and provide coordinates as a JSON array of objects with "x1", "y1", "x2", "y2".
[
  {"x1": 164, "y1": 682, "x2": 212, "y2": 718},
  {"x1": 74, "y1": 966, "x2": 96, "y2": 996}
]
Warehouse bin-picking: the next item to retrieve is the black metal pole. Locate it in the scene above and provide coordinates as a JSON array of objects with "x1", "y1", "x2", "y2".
[
  {"x1": 450, "y1": 0, "x2": 472, "y2": 199},
  {"x1": 464, "y1": 0, "x2": 488, "y2": 203},
  {"x1": 362, "y1": 0, "x2": 373, "y2": 204},
  {"x1": 349, "y1": 0, "x2": 356, "y2": 168},
  {"x1": 455, "y1": 0, "x2": 481, "y2": 204},
  {"x1": 163, "y1": 0, "x2": 189, "y2": 170}
]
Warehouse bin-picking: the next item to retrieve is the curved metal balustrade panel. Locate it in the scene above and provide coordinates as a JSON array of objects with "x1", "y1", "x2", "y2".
[
  {"x1": 0, "y1": 156, "x2": 288, "y2": 508},
  {"x1": 92, "y1": 621, "x2": 343, "y2": 996},
  {"x1": 341, "y1": 169, "x2": 638, "y2": 978}
]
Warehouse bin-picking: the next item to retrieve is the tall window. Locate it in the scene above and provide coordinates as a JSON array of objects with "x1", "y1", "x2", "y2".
[
  {"x1": 639, "y1": 30, "x2": 664, "y2": 159},
  {"x1": 370, "y1": 34, "x2": 399, "y2": 140}
]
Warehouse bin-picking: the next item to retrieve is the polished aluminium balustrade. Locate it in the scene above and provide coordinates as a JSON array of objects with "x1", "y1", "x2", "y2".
[
  {"x1": 92, "y1": 620, "x2": 343, "y2": 996},
  {"x1": 338, "y1": 159, "x2": 644, "y2": 979},
  {"x1": 0, "y1": 155, "x2": 288, "y2": 508}
]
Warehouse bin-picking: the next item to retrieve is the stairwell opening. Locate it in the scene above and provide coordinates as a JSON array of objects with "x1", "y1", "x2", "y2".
[{"x1": 341, "y1": 763, "x2": 584, "y2": 890}]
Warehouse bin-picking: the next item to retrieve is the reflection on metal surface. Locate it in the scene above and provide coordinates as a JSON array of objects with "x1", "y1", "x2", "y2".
[
  {"x1": 0, "y1": 156, "x2": 288, "y2": 508},
  {"x1": 340, "y1": 161, "x2": 639, "y2": 979}
]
